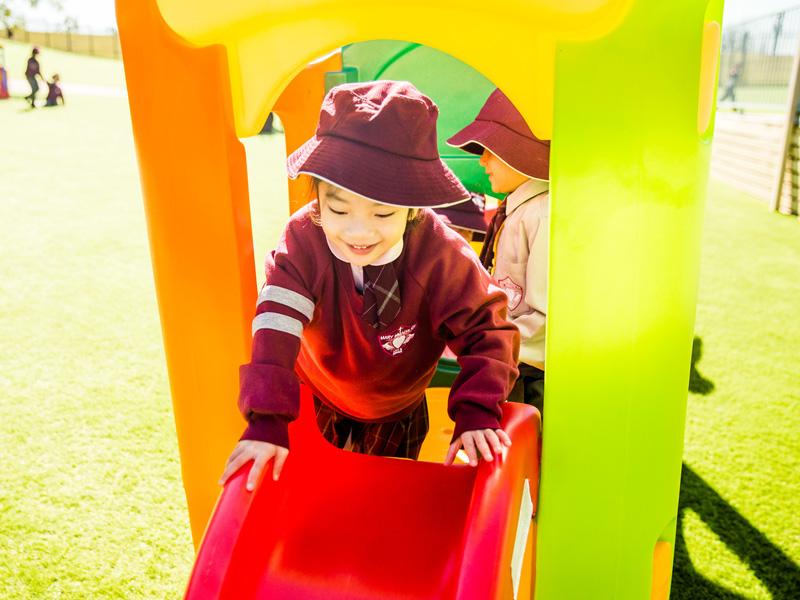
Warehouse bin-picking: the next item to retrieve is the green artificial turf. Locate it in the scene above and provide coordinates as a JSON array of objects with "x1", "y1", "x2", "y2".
[
  {"x1": 0, "y1": 51, "x2": 289, "y2": 598},
  {"x1": 0, "y1": 77, "x2": 192, "y2": 598},
  {"x1": 672, "y1": 180, "x2": 800, "y2": 600},
  {"x1": 1, "y1": 47, "x2": 798, "y2": 599}
]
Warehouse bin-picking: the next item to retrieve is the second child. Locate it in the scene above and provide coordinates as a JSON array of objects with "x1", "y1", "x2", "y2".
[{"x1": 448, "y1": 88, "x2": 550, "y2": 412}]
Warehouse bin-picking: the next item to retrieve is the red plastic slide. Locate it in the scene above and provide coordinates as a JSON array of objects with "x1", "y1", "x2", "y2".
[{"x1": 184, "y1": 386, "x2": 540, "y2": 600}]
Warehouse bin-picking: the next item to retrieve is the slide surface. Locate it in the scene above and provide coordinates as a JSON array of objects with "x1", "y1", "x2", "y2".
[{"x1": 184, "y1": 387, "x2": 540, "y2": 600}]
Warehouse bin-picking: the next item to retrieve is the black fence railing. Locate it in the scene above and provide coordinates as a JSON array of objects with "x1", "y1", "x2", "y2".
[{"x1": 719, "y1": 6, "x2": 800, "y2": 110}]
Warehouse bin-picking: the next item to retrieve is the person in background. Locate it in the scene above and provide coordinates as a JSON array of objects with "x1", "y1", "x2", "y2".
[
  {"x1": 24, "y1": 46, "x2": 44, "y2": 108},
  {"x1": 45, "y1": 73, "x2": 65, "y2": 107},
  {"x1": 719, "y1": 63, "x2": 740, "y2": 103}
]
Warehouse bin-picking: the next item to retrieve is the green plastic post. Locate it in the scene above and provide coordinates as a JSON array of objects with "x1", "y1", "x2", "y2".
[{"x1": 537, "y1": 1, "x2": 723, "y2": 598}]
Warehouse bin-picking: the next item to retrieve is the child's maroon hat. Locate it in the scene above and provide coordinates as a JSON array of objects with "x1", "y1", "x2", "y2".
[
  {"x1": 446, "y1": 88, "x2": 550, "y2": 181},
  {"x1": 434, "y1": 192, "x2": 487, "y2": 233},
  {"x1": 286, "y1": 80, "x2": 469, "y2": 208}
]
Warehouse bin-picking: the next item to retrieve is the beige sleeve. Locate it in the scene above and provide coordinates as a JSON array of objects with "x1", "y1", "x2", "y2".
[{"x1": 514, "y1": 214, "x2": 548, "y2": 369}]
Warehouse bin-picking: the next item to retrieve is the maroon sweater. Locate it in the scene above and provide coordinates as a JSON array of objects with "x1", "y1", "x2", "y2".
[
  {"x1": 25, "y1": 56, "x2": 40, "y2": 78},
  {"x1": 239, "y1": 205, "x2": 520, "y2": 449},
  {"x1": 46, "y1": 82, "x2": 63, "y2": 103}
]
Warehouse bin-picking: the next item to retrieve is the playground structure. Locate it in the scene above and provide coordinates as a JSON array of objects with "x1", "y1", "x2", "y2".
[{"x1": 116, "y1": 0, "x2": 724, "y2": 598}]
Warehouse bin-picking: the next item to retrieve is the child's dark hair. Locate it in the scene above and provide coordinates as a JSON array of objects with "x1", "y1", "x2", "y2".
[{"x1": 307, "y1": 177, "x2": 423, "y2": 230}]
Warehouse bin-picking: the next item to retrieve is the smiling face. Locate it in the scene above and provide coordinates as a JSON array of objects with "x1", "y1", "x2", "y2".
[
  {"x1": 318, "y1": 181, "x2": 411, "y2": 267},
  {"x1": 479, "y1": 148, "x2": 531, "y2": 195}
]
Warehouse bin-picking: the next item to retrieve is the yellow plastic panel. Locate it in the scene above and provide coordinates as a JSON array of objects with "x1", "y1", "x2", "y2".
[
  {"x1": 155, "y1": 0, "x2": 634, "y2": 138},
  {"x1": 157, "y1": 0, "x2": 633, "y2": 40},
  {"x1": 698, "y1": 21, "x2": 721, "y2": 136}
]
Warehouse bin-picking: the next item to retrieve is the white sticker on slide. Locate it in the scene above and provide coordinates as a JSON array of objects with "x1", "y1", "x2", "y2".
[{"x1": 511, "y1": 478, "x2": 534, "y2": 599}]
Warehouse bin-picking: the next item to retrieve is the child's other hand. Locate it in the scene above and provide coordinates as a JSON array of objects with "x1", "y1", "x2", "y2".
[
  {"x1": 444, "y1": 428, "x2": 512, "y2": 467},
  {"x1": 218, "y1": 440, "x2": 289, "y2": 491}
]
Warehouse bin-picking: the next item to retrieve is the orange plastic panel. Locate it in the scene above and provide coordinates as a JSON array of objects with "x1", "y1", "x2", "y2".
[
  {"x1": 272, "y1": 53, "x2": 341, "y2": 214},
  {"x1": 116, "y1": 0, "x2": 254, "y2": 545},
  {"x1": 116, "y1": 2, "x2": 338, "y2": 544},
  {"x1": 651, "y1": 541, "x2": 673, "y2": 600}
]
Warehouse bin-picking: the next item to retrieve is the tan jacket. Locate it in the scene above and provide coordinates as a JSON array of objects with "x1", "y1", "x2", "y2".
[{"x1": 492, "y1": 178, "x2": 549, "y2": 369}]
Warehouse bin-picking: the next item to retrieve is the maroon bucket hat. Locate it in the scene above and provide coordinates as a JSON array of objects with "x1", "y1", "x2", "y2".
[
  {"x1": 287, "y1": 80, "x2": 469, "y2": 208},
  {"x1": 447, "y1": 88, "x2": 550, "y2": 181},
  {"x1": 434, "y1": 192, "x2": 487, "y2": 233}
]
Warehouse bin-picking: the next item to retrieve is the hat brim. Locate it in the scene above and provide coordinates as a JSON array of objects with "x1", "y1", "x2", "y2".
[
  {"x1": 447, "y1": 121, "x2": 550, "y2": 181},
  {"x1": 287, "y1": 135, "x2": 469, "y2": 208},
  {"x1": 433, "y1": 207, "x2": 488, "y2": 233}
]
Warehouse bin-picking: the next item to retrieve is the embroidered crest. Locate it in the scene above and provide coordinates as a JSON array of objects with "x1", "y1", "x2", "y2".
[
  {"x1": 497, "y1": 276, "x2": 524, "y2": 311},
  {"x1": 379, "y1": 324, "x2": 417, "y2": 357}
]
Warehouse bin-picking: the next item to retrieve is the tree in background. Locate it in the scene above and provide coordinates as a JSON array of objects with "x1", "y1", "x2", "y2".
[{"x1": 1, "y1": 1, "x2": 66, "y2": 34}]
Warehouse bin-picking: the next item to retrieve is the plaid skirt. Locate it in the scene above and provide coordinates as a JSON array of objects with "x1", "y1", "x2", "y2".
[
  {"x1": 507, "y1": 363, "x2": 545, "y2": 416},
  {"x1": 313, "y1": 395, "x2": 429, "y2": 460}
]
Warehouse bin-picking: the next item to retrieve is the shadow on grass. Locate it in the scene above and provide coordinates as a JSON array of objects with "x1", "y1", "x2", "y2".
[
  {"x1": 688, "y1": 336, "x2": 715, "y2": 395},
  {"x1": 671, "y1": 463, "x2": 800, "y2": 599}
]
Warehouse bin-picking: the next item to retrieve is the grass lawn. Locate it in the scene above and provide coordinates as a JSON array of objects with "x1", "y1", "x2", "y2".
[{"x1": 1, "y1": 45, "x2": 798, "y2": 599}]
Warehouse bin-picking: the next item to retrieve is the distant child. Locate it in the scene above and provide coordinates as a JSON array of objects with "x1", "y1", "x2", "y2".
[
  {"x1": 719, "y1": 63, "x2": 740, "y2": 103},
  {"x1": 219, "y1": 81, "x2": 520, "y2": 491},
  {"x1": 45, "y1": 73, "x2": 65, "y2": 107},
  {"x1": 447, "y1": 89, "x2": 550, "y2": 412},
  {"x1": 24, "y1": 46, "x2": 44, "y2": 108}
]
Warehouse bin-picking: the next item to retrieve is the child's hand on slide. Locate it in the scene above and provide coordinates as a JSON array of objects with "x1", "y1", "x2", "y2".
[
  {"x1": 444, "y1": 428, "x2": 511, "y2": 467},
  {"x1": 219, "y1": 440, "x2": 290, "y2": 490}
]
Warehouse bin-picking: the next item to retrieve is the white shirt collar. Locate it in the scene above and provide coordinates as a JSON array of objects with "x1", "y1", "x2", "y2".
[
  {"x1": 326, "y1": 237, "x2": 404, "y2": 293},
  {"x1": 506, "y1": 178, "x2": 549, "y2": 213}
]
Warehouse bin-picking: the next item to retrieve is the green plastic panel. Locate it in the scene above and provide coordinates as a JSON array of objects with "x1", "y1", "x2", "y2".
[
  {"x1": 338, "y1": 40, "x2": 497, "y2": 196},
  {"x1": 428, "y1": 357, "x2": 461, "y2": 388}
]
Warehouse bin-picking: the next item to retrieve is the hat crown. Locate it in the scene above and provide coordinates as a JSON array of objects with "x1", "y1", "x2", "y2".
[
  {"x1": 317, "y1": 81, "x2": 440, "y2": 161},
  {"x1": 476, "y1": 89, "x2": 542, "y2": 143},
  {"x1": 445, "y1": 87, "x2": 550, "y2": 180},
  {"x1": 286, "y1": 80, "x2": 469, "y2": 208}
]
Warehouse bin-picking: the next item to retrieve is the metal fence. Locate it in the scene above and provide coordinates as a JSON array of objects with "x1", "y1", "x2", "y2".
[
  {"x1": 7, "y1": 27, "x2": 121, "y2": 60},
  {"x1": 718, "y1": 6, "x2": 800, "y2": 110}
]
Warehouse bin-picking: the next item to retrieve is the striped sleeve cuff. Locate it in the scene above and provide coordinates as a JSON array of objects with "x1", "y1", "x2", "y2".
[{"x1": 256, "y1": 285, "x2": 315, "y2": 319}]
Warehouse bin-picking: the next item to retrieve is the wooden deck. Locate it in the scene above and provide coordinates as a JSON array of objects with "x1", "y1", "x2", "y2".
[{"x1": 711, "y1": 110, "x2": 799, "y2": 215}]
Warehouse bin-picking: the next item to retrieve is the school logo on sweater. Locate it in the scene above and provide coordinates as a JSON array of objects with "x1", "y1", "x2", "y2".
[
  {"x1": 497, "y1": 276, "x2": 523, "y2": 311},
  {"x1": 380, "y1": 324, "x2": 417, "y2": 357}
]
